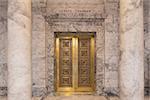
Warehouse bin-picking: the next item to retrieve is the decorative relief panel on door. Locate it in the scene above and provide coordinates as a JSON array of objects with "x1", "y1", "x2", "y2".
[
  {"x1": 55, "y1": 33, "x2": 95, "y2": 94},
  {"x1": 78, "y1": 39, "x2": 91, "y2": 87},
  {"x1": 59, "y1": 39, "x2": 72, "y2": 87}
]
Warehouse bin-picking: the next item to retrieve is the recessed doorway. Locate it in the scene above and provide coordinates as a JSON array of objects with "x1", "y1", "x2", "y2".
[{"x1": 55, "y1": 32, "x2": 95, "y2": 95}]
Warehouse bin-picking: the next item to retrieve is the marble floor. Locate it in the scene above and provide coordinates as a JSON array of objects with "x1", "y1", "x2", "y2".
[{"x1": 0, "y1": 96, "x2": 150, "y2": 100}]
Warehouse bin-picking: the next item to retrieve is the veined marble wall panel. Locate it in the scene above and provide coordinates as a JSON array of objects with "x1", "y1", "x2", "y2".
[
  {"x1": 144, "y1": 0, "x2": 150, "y2": 95},
  {"x1": 0, "y1": 0, "x2": 7, "y2": 96},
  {"x1": 32, "y1": 11, "x2": 47, "y2": 96},
  {"x1": 104, "y1": 0, "x2": 119, "y2": 95}
]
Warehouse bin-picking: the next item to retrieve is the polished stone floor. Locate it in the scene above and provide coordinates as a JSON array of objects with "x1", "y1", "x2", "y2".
[{"x1": 0, "y1": 96, "x2": 150, "y2": 100}]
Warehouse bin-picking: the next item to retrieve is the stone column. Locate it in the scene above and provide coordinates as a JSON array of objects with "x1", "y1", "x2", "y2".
[
  {"x1": 7, "y1": 0, "x2": 32, "y2": 100},
  {"x1": 119, "y1": 0, "x2": 144, "y2": 100}
]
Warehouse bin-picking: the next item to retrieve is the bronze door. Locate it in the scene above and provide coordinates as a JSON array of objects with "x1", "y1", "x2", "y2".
[{"x1": 55, "y1": 33, "x2": 95, "y2": 94}]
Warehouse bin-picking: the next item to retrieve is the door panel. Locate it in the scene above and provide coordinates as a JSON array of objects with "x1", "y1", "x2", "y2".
[
  {"x1": 78, "y1": 38, "x2": 91, "y2": 87},
  {"x1": 59, "y1": 39, "x2": 73, "y2": 87},
  {"x1": 55, "y1": 33, "x2": 95, "y2": 94}
]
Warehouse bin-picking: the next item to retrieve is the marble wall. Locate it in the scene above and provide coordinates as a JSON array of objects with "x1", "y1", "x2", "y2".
[
  {"x1": 144, "y1": 0, "x2": 150, "y2": 95},
  {"x1": 104, "y1": 0, "x2": 119, "y2": 95},
  {"x1": 0, "y1": 0, "x2": 7, "y2": 96},
  {"x1": 32, "y1": 8, "x2": 47, "y2": 96},
  {"x1": 0, "y1": 0, "x2": 149, "y2": 96}
]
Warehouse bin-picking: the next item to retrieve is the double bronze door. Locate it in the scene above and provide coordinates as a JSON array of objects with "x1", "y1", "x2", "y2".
[{"x1": 55, "y1": 33, "x2": 95, "y2": 94}]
